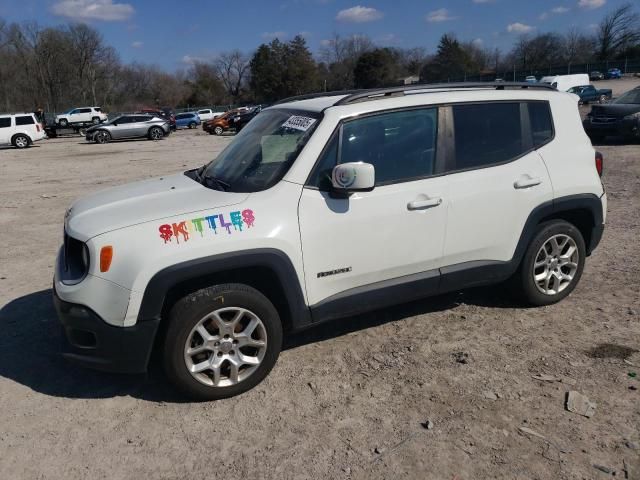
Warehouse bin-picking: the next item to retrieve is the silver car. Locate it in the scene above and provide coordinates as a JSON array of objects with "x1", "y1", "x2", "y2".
[{"x1": 86, "y1": 114, "x2": 170, "y2": 144}]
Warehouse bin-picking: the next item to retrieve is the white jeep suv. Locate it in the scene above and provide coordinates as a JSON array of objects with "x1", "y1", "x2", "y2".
[
  {"x1": 53, "y1": 83, "x2": 607, "y2": 400},
  {"x1": 0, "y1": 113, "x2": 46, "y2": 148},
  {"x1": 56, "y1": 107, "x2": 107, "y2": 126}
]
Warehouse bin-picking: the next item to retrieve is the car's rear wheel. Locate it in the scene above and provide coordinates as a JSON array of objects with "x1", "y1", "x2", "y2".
[
  {"x1": 91, "y1": 117, "x2": 100, "y2": 124},
  {"x1": 163, "y1": 284, "x2": 283, "y2": 401},
  {"x1": 188, "y1": 122, "x2": 196, "y2": 129},
  {"x1": 148, "y1": 126, "x2": 163, "y2": 140},
  {"x1": 599, "y1": 94, "x2": 608, "y2": 104},
  {"x1": 214, "y1": 126, "x2": 224, "y2": 135},
  {"x1": 12, "y1": 134, "x2": 30, "y2": 149},
  {"x1": 515, "y1": 220, "x2": 586, "y2": 306},
  {"x1": 94, "y1": 130, "x2": 111, "y2": 144}
]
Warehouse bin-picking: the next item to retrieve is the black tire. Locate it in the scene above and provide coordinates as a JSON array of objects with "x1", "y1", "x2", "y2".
[
  {"x1": 188, "y1": 121, "x2": 196, "y2": 129},
  {"x1": 214, "y1": 126, "x2": 224, "y2": 136},
  {"x1": 91, "y1": 117, "x2": 100, "y2": 124},
  {"x1": 163, "y1": 283, "x2": 283, "y2": 401},
  {"x1": 514, "y1": 220, "x2": 586, "y2": 306},
  {"x1": 148, "y1": 126, "x2": 163, "y2": 140},
  {"x1": 94, "y1": 130, "x2": 111, "y2": 144},
  {"x1": 12, "y1": 134, "x2": 30, "y2": 149},
  {"x1": 59, "y1": 119, "x2": 68, "y2": 127}
]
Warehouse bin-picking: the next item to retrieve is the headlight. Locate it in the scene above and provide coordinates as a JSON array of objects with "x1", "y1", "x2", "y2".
[{"x1": 623, "y1": 112, "x2": 640, "y2": 120}]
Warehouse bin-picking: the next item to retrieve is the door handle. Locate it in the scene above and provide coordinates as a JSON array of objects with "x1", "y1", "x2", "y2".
[
  {"x1": 513, "y1": 176, "x2": 542, "y2": 189},
  {"x1": 407, "y1": 197, "x2": 442, "y2": 210}
]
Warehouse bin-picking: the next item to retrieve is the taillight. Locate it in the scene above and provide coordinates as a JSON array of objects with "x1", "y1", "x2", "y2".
[
  {"x1": 595, "y1": 151, "x2": 604, "y2": 177},
  {"x1": 36, "y1": 124, "x2": 41, "y2": 132}
]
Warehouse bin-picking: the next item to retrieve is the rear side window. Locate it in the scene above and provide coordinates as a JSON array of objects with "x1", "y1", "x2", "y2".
[
  {"x1": 451, "y1": 102, "x2": 525, "y2": 171},
  {"x1": 528, "y1": 102, "x2": 554, "y2": 148},
  {"x1": 15, "y1": 116, "x2": 35, "y2": 125},
  {"x1": 79, "y1": 108, "x2": 92, "y2": 113},
  {"x1": 0, "y1": 117, "x2": 11, "y2": 128},
  {"x1": 94, "y1": 108, "x2": 102, "y2": 112}
]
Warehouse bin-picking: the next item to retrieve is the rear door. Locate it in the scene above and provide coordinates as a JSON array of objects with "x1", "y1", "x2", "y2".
[
  {"x1": 0, "y1": 117, "x2": 12, "y2": 144},
  {"x1": 129, "y1": 115, "x2": 151, "y2": 137},
  {"x1": 440, "y1": 101, "x2": 553, "y2": 273},
  {"x1": 111, "y1": 116, "x2": 134, "y2": 138}
]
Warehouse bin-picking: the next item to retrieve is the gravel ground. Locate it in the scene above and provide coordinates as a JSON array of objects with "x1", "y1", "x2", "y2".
[{"x1": 0, "y1": 103, "x2": 639, "y2": 479}]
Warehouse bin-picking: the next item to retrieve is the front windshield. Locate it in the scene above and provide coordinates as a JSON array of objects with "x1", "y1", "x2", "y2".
[
  {"x1": 612, "y1": 89, "x2": 640, "y2": 104},
  {"x1": 201, "y1": 109, "x2": 320, "y2": 192}
]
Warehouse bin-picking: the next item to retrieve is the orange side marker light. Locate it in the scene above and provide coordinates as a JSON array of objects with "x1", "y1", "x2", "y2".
[{"x1": 100, "y1": 246, "x2": 113, "y2": 272}]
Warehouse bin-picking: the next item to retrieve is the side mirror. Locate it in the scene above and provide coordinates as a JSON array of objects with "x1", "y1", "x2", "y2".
[{"x1": 331, "y1": 162, "x2": 375, "y2": 193}]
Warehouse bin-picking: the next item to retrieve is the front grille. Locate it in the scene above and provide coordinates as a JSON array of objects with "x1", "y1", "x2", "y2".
[{"x1": 591, "y1": 116, "x2": 619, "y2": 124}]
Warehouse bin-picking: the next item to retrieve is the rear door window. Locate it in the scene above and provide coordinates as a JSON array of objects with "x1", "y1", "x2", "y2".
[
  {"x1": 451, "y1": 102, "x2": 526, "y2": 171},
  {"x1": 15, "y1": 116, "x2": 35, "y2": 126},
  {"x1": 0, "y1": 117, "x2": 12, "y2": 128}
]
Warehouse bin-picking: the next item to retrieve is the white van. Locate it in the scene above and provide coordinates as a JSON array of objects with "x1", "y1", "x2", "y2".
[
  {"x1": 539, "y1": 74, "x2": 589, "y2": 92},
  {"x1": 0, "y1": 113, "x2": 46, "y2": 149}
]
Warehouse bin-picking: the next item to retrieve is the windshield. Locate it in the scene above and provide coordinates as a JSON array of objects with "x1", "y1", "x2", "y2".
[
  {"x1": 200, "y1": 109, "x2": 320, "y2": 192},
  {"x1": 612, "y1": 89, "x2": 640, "y2": 104}
]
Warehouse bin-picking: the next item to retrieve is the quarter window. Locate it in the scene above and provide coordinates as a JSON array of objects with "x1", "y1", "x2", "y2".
[
  {"x1": 451, "y1": 102, "x2": 525, "y2": 171},
  {"x1": 528, "y1": 102, "x2": 554, "y2": 148},
  {"x1": 15, "y1": 116, "x2": 35, "y2": 125},
  {"x1": 0, "y1": 117, "x2": 11, "y2": 128}
]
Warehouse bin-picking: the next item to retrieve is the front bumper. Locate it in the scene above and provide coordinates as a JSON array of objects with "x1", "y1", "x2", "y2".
[
  {"x1": 54, "y1": 289, "x2": 159, "y2": 374},
  {"x1": 583, "y1": 117, "x2": 640, "y2": 138}
]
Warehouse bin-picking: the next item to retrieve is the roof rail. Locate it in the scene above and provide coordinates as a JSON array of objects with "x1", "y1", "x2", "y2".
[
  {"x1": 334, "y1": 82, "x2": 557, "y2": 106},
  {"x1": 273, "y1": 89, "x2": 363, "y2": 106}
]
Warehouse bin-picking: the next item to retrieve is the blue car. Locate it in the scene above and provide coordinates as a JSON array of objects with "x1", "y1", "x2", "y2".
[
  {"x1": 606, "y1": 68, "x2": 622, "y2": 79},
  {"x1": 175, "y1": 112, "x2": 201, "y2": 129}
]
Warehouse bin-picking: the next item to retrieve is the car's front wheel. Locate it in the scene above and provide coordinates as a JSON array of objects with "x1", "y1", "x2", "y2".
[
  {"x1": 214, "y1": 126, "x2": 224, "y2": 136},
  {"x1": 59, "y1": 119, "x2": 68, "y2": 127},
  {"x1": 188, "y1": 121, "x2": 196, "y2": 129},
  {"x1": 163, "y1": 284, "x2": 283, "y2": 401},
  {"x1": 94, "y1": 130, "x2": 111, "y2": 144},
  {"x1": 148, "y1": 126, "x2": 163, "y2": 140},
  {"x1": 599, "y1": 94, "x2": 608, "y2": 104},
  {"x1": 515, "y1": 220, "x2": 586, "y2": 306}
]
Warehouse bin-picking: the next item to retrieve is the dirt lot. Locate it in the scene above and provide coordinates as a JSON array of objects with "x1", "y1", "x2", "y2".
[{"x1": 1, "y1": 100, "x2": 639, "y2": 479}]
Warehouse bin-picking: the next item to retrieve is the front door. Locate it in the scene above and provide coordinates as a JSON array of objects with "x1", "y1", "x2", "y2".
[{"x1": 298, "y1": 106, "x2": 449, "y2": 312}]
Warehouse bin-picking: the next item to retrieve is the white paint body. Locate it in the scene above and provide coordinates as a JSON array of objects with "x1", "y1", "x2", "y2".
[
  {"x1": 54, "y1": 87, "x2": 606, "y2": 327},
  {"x1": 0, "y1": 113, "x2": 46, "y2": 146}
]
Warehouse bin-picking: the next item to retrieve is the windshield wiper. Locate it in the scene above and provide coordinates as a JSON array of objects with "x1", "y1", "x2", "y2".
[{"x1": 202, "y1": 174, "x2": 231, "y2": 192}]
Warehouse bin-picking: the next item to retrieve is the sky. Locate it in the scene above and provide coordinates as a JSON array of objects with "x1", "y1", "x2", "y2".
[{"x1": 0, "y1": 0, "x2": 630, "y2": 70}]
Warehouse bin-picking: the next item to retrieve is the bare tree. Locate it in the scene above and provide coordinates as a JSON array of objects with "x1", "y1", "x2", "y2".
[
  {"x1": 214, "y1": 51, "x2": 249, "y2": 100},
  {"x1": 596, "y1": 3, "x2": 640, "y2": 59}
]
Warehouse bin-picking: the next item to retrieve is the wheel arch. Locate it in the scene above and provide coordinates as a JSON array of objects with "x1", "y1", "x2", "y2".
[
  {"x1": 515, "y1": 194, "x2": 604, "y2": 267},
  {"x1": 137, "y1": 248, "x2": 311, "y2": 334}
]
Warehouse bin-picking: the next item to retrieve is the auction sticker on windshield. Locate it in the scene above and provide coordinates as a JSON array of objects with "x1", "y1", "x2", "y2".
[{"x1": 282, "y1": 116, "x2": 316, "y2": 131}]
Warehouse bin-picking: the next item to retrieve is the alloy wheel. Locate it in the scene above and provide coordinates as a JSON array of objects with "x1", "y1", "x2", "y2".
[
  {"x1": 14, "y1": 136, "x2": 28, "y2": 148},
  {"x1": 184, "y1": 307, "x2": 268, "y2": 388},
  {"x1": 533, "y1": 234, "x2": 579, "y2": 295}
]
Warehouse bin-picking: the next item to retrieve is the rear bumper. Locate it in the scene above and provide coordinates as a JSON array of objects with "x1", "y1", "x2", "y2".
[{"x1": 54, "y1": 289, "x2": 159, "y2": 374}]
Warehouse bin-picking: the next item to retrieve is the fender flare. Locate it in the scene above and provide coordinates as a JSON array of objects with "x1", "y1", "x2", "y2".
[{"x1": 136, "y1": 248, "x2": 312, "y2": 330}]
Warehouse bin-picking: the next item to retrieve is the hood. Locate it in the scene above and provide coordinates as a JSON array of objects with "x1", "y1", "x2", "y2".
[
  {"x1": 590, "y1": 103, "x2": 640, "y2": 118},
  {"x1": 65, "y1": 173, "x2": 249, "y2": 241}
]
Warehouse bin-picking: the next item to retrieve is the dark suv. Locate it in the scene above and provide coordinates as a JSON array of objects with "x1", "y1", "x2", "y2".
[{"x1": 583, "y1": 86, "x2": 640, "y2": 142}]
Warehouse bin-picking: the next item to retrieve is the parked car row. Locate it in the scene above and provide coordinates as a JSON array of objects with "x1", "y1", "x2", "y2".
[{"x1": 202, "y1": 105, "x2": 264, "y2": 135}]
